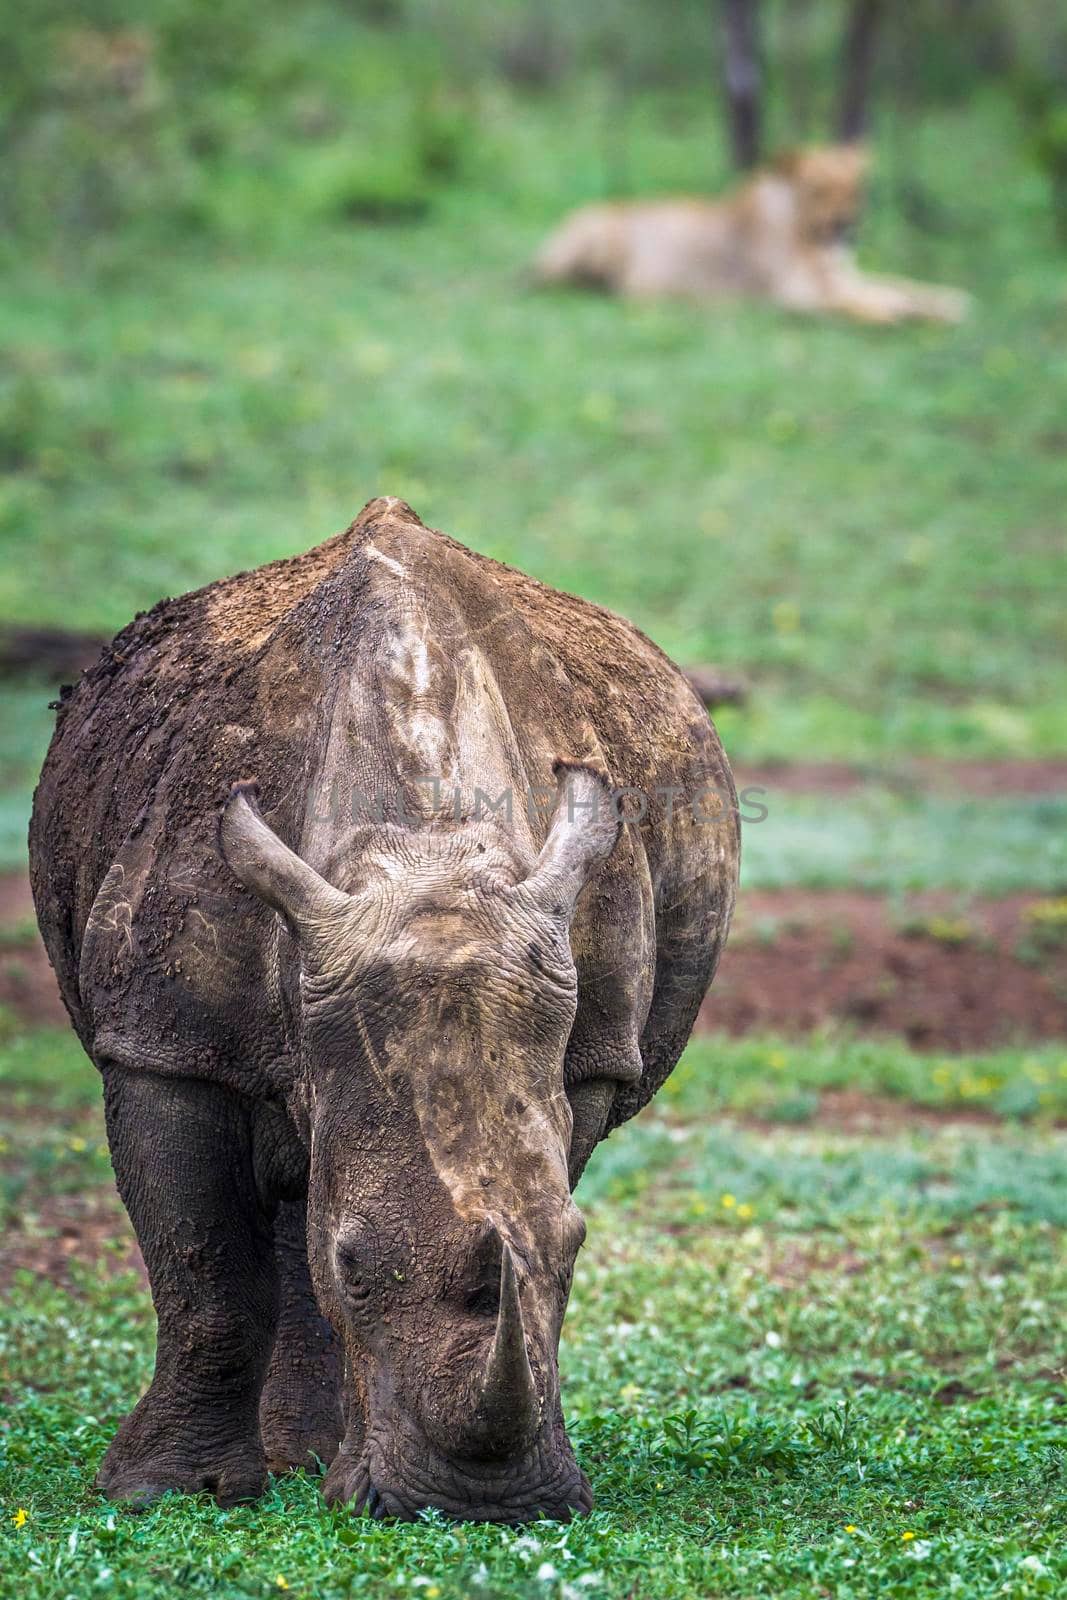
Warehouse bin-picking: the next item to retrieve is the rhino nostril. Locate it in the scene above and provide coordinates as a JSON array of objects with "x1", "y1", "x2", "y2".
[{"x1": 464, "y1": 1279, "x2": 500, "y2": 1318}]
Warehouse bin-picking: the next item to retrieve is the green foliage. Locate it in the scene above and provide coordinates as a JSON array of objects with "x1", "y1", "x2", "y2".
[
  {"x1": 1, "y1": 83, "x2": 1066, "y2": 768},
  {"x1": 663, "y1": 1031, "x2": 1067, "y2": 1125},
  {"x1": 741, "y1": 791, "x2": 1067, "y2": 895},
  {"x1": 1, "y1": 2, "x2": 1066, "y2": 802},
  {"x1": 2, "y1": 1019, "x2": 1066, "y2": 1597},
  {"x1": 0, "y1": 686, "x2": 54, "y2": 871}
]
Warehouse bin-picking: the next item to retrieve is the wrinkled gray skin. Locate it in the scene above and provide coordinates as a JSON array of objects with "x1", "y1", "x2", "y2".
[{"x1": 31, "y1": 498, "x2": 738, "y2": 1522}]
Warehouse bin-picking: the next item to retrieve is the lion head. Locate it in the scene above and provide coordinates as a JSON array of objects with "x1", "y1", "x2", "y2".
[{"x1": 773, "y1": 144, "x2": 871, "y2": 245}]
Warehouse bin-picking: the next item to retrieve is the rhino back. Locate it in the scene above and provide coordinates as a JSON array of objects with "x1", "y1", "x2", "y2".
[{"x1": 30, "y1": 497, "x2": 736, "y2": 1108}]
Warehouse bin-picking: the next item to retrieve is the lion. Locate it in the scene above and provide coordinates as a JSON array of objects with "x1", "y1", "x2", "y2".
[{"x1": 533, "y1": 145, "x2": 969, "y2": 325}]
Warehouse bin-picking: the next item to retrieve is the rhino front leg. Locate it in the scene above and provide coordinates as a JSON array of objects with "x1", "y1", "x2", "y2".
[
  {"x1": 321, "y1": 1359, "x2": 371, "y2": 1509},
  {"x1": 97, "y1": 1069, "x2": 279, "y2": 1507},
  {"x1": 259, "y1": 1198, "x2": 344, "y2": 1475},
  {"x1": 566, "y1": 1078, "x2": 617, "y2": 1188}
]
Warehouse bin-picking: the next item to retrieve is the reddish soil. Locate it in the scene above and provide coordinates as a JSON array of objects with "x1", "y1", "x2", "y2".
[
  {"x1": 0, "y1": 872, "x2": 68, "y2": 1027},
  {"x1": 742, "y1": 1088, "x2": 1001, "y2": 1134},
  {"x1": 0, "y1": 1189, "x2": 144, "y2": 1292},
  {"x1": 701, "y1": 890, "x2": 1067, "y2": 1050}
]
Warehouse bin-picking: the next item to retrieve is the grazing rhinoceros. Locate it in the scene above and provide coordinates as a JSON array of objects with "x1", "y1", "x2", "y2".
[{"x1": 30, "y1": 497, "x2": 738, "y2": 1523}]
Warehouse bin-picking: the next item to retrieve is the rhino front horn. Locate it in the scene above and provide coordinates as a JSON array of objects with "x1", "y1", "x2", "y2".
[{"x1": 468, "y1": 1243, "x2": 540, "y2": 1458}]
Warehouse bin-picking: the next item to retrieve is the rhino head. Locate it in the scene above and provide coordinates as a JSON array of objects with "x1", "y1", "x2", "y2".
[{"x1": 220, "y1": 764, "x2": 620, "y2": 1521}]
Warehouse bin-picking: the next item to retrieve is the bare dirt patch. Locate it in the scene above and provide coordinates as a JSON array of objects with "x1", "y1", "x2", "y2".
[
  {"x1": 0, "y1": 1189, "x2": 143, "y2": 1293},
  {"x1": 703, "y1": 889, "x2": 1067, "y2": 1050},
  {"x1": 0, "y1": 871, "x2": 67, "y2": 1027},
  {"x1": 741, "y1": 1087, "x2": 1002, "y2": 1134}
]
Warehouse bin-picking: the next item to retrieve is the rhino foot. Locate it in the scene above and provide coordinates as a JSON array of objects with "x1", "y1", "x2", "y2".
[
  {"x1": 321, "y1": 1444, "x2": 373, "y2": 1513},
  {"x1": 260, "y1": 1412, "x2": 343, "y2": 1478},
  {"x1": 96, "y1": 1396, "x2": 267, "y2": 1509}
]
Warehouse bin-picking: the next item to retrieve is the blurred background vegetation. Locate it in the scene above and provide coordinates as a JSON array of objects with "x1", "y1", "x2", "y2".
[{"x1": 1, "y1": 0, "x2": 1066, "y2": 789}]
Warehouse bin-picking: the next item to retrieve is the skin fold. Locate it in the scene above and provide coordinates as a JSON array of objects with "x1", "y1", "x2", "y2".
[{"x1": 30, "y1": 496, "x2": 739, "y2": 1522}]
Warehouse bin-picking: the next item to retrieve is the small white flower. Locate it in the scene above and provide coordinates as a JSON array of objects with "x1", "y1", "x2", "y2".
[
  {"x1": 907, "y1": 1540, "x2": 933, "y2": 1561},
  {"x1": 536, "y1": 1563, "x2": 559, "y2": 1582},
  {"x1": 764, "y1": 1330, "x2": 782, "y2": 1349}
]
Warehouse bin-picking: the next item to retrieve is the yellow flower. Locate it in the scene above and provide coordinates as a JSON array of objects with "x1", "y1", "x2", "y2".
[
  {"x1": 426, "y1": 1589, "x2": 441, "y2": 1599},
  {"x1": 276, "y1": 1578, "x2": 289, "y2": 1591},
  {"x1": 68, "y1": 1135, "x2": 88, "y2": 1153},
  {"x1": 949, "y1": 1254, "x2": 964, "y2": 1268},
  {"x1": 13, "y1": 1508, "x2": 28, "y2": 1528},
  {"x1": 737, "y1": 1203, "x2": 754, "y2": 1221},
  {"x1": 901, "y1": 1530, "x2": 915, "y2": 1542},
  {"x1": 720, "y1": 1193, "x2": 736, "y2": 1209},
  {"x1": 844, "y1": 1524, "x2": 857, "y2": 1534}
]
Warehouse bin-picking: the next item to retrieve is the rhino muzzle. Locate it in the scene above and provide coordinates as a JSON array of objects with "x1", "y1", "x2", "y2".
[
  {"x1": 329, "y1": 1418, "x2": 592, "y2": 1525},
  {"x1": 323, "y1": 1223, "x2": 588, "y2": 1522}
]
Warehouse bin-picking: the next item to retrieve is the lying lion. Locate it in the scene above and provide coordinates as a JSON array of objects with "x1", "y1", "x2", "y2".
[{"x1": 534, "y1": 145, "x2": 969, "y2": 325}]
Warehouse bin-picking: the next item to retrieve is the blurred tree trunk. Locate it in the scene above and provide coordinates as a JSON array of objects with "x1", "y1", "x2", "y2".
[
  {"x1": 782, "y1": 0, "x2": 816, "y2": 140},
  {"x1": 720, "y1": 0, "x2": 763, "y2": 169},
  {"x1": 838, "y1": 0, "x2": 884, "y2": 143}
]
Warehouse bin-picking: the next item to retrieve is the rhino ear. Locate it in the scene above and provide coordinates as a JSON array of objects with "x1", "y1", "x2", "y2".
[
  {"x1": 523, "y1": 762, "x2": 621, "y2": 920},
  {"x1": 219, "y1": 781, "x2": 349, "y2": 934}
]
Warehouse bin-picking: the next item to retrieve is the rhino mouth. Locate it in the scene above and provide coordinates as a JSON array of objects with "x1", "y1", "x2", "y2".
[{"x1": 325, "y1": 1436, "x2": 593, "y2": 1525}]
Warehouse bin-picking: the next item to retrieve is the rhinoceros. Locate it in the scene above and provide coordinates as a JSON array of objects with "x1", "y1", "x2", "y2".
[{"x1": 30, "y1": 497, "x2": 738, "y2": 1523}]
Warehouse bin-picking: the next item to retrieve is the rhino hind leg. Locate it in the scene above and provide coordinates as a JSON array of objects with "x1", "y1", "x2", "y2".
[
  {"x1": 97, "y1": 1069, "x2": 279, "y2": 1507},
  {"x1": 258, "y1": 1198, "x2": 344, "y2": 1475}
]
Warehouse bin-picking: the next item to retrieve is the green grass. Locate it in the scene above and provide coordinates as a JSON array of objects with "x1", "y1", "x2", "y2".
[
  {"x1": 0, "y1": 686, "x2": 53, "y2": 871},
  {"x1": 740, "y1": 791, "x2": 1067, "y2": 895},
  {"x1": 664, "y1": 1032, "x2": 1067, "y2": 1125},
  {"x1": 2, "y1": 1021, "x2": 1065, "y2": 1598},
  {"x1": 2, "y1": 70, "x2": 1067, "y2": 774},
  {"x1": 3, "y1": 23, "x2": 1067, "y2": 875}
]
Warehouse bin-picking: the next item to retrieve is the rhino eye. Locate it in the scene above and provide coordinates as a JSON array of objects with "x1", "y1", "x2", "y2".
[{"x1": 334, "y1": 1228, "x2": 380, "y2": 1310}]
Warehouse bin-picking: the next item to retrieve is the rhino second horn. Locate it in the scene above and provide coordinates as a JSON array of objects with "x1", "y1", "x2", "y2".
[{"x1": 471, "y1": 1243, "x2": 539, "y2": 1456}]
